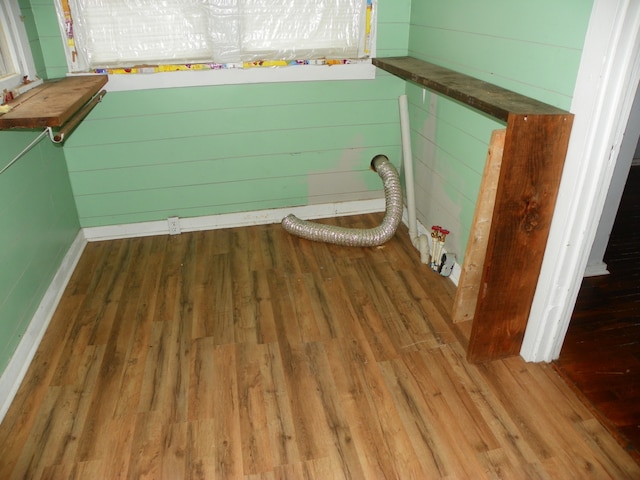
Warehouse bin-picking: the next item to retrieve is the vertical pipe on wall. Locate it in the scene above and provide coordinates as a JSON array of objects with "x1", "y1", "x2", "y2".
[{"x1": 399, "y1": 95, "x2": 430, "y2": 264}]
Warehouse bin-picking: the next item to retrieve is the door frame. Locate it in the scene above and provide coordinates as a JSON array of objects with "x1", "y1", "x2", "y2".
[{"x1": 521, "y1": 0, "x2": 640, "y2": 362}]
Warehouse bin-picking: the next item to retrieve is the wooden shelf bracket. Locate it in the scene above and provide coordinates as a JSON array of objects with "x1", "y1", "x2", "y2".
[
  {"x1": 0, "y1": 76, "x2": 107, "y2": 175},
  {"x1": 0, "y1": 75, "x2": 108, "y2": 143},
  {"x1": 48, "y1": 88, "x2": 106, "y2": 144}
]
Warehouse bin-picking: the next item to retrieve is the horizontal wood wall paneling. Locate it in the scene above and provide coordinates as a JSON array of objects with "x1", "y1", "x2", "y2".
[
  {"x1": 84, "y1": 77, "x2": 406, "y2": 120},
  {"x1": 74, "y1": 172, "x2": 383, "y2": 216},
  {"x1": 406, "y1": 82, "x2": 506, "y2": 137},
  {"x1": 71, "y1": 184, "x2": 386, "y2": 221},
  {"x1": 62, "y1": 74, "x2": 404, "y2": 227},
  {"x1": 405, "y1": 83, "x2": 504, "y2": 261},
  {"x1": 75, "y1": 177, "x2": 306, "y2": 216},
  {"x1": 411, "y1": 146, "x2": 484, "y2": 207},
  {"x1": 64, "y1": 124, "x2": 400, "y2": 171},
  {"x1": 29, "y1": 2, "x2": 61, "y2": 38},
  {"x1": 408, "y1": 28, "x2": 577, "y2": 107},
  {"x1": 70, "y1": 100, "x2": 394, "y2": 145},
  {"x1": 410, "y1": 1, "x2": 592, "y2": 49},
  {"x1": 377, "y1": 0, "x2": 412, "y2": 23},
  {"x1": 0, "y1": 132, "x2": 80, "y2": 371},
  {"x1": 375, "y1": 0, "x2": 411, "y2": 56},
  {"x1": 68, "y1": 149, "x2": 385, "y2": 195},
  {"x1": 410, "y1": 106, "x2": 494, "y2": 175},
  {"x1": 69, "y1": 136, "x2": 399, "y2": 226},
  {"x1": 376, "y1": 24, "x2": 410, "y2": 57},
  {"x1": 62, "y1": 77, "x2": 404, "y2": 226}
]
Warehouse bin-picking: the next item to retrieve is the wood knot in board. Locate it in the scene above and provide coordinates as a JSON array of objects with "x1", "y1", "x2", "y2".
[{"x1": 522, "y1": 200, "x2": 540, "y2": 233}]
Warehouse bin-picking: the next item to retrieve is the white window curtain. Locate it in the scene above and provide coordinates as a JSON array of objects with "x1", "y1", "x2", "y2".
[
  {"x1": 0, "y1": 51, "x2": 8, "y2": 77},
  {"x1": 62, "y1": 0, "x2": 369, "y2": 70}
]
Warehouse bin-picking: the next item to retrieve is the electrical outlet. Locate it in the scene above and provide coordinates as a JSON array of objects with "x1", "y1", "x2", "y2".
[{"x1": 167, "y1": 216, "x2": 181, "y2": 235}]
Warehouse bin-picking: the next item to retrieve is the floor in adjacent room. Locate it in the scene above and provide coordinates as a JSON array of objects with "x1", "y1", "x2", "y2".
[
  {"x1": 555, "y1": 165, "x2": 640, "y2": 463},
  {"x1": 1, "y1": 213, "x2": 638, "y2": 479}
]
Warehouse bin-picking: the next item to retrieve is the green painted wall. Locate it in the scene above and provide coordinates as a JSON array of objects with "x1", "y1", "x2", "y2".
[
  {"x1": 0, "y1": 1, "x2": 80, "y2": 377},
  {"x1": 29, "y1": 0, "x2": 68, "y2": 79},
  {"x1": 27, "y1": 1, "x2": 411, "y2": 228},
  {"x1": 406, "y1": 0, "x2": 594, "y2": 263},
  {"x1": 18, "y1": 0, "x2": 46, "y2": 80},
  {"x1": 0, "y1": 132, "x2": 80, "y2": 373},
  {"x1": 64, "y1": 78, "x2": 405, "y2": 226}
]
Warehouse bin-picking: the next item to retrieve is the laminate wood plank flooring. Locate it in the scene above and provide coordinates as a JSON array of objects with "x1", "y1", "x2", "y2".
[
  {"x1": 555, "y1": 165, "x2": 640, "y2": 463},
  {"x1": 1, "y1": 214, "x2": 638, "y2": 479}
]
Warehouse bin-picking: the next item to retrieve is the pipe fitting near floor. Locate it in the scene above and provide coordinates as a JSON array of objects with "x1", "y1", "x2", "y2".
[{"x1": 281, "y1": 154, "x2": 403, "y2": 247}]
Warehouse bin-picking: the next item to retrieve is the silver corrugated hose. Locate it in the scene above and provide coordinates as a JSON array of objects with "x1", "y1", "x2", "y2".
[{"x1": 281, "y1": 155, "x2": 403, "y2": 247}]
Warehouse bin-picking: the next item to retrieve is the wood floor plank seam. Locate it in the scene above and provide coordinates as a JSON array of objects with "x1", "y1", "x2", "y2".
[{"x1": 1, "y1": 217, "x2": 638, "y2": 479}]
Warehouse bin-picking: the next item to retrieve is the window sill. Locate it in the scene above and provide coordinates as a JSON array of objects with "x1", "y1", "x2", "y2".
[{"x1": 89, "y1": 62, "x2": 376, "y2": 92}]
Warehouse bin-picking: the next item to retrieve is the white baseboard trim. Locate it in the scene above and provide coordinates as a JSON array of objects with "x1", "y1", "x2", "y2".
[
  {"x1": 83, "y1": 199, "x2": 386, "y2": 241},
  {"x1": 583, "y1": 262, "x2": 610, "y2": 277},
  {"x1": 83, "y1": 201, "x2": 463, "y2": 285},
  {"x1": 0, "y1": 231, "x2": 87, "y2": 423}
]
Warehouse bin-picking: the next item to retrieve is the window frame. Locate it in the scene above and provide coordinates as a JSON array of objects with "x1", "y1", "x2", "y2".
[
  {"x1": 55, "y1": 0, "x2": 377, "y2": 92},
  {"x1": 0, "y1": 0, "x2": 40, "y2": 103}
]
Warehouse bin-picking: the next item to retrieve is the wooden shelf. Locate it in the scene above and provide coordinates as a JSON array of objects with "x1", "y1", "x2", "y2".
[
  {"x1": 0, "y1": 75, "x2": 107, "y2": 130},
  {"x1": 373, "y1": 56, "x2": 566, "y2": 121},
  {"x1": 374, "y1": 56, "x2": 574, "y2": 363}
]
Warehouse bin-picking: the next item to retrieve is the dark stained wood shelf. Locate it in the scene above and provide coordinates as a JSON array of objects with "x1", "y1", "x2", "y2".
[
  {"x1": 373, "y1": 56, "x2": 566, "y2": 121},
  {"x1": 0, "y1": 75, "x2": 107, "y2": 130},
  {"x1": 374, "y1": 56, "x2": 574, "y2": 363}
]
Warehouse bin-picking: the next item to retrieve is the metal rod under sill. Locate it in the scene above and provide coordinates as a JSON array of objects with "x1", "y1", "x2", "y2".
[{"x1": 0, "y1": 128, "x2": 50, "y2": 176}]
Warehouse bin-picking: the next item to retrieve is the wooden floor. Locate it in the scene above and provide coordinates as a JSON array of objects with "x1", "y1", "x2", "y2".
[
  {"x1": 555, "y1": 165, "x2": 640, "y2": 462},
  {"x1": 1, "y1": 214, "x2": 639, "y2": 479}
]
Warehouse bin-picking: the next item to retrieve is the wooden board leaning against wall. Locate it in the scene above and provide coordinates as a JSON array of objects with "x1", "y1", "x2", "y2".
[{"x1": 452, "y1": 129, "x2": 506, "y2": 324}]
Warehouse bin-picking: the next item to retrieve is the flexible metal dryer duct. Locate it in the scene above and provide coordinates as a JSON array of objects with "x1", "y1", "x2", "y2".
[{"x1": 281, "y1": 155, "x2": 403, "y2": 247}]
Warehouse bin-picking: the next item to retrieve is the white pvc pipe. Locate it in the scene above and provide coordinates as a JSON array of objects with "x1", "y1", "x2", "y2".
[{"x1": 399, "y1": 95, "x2": 430, "y2": 264}]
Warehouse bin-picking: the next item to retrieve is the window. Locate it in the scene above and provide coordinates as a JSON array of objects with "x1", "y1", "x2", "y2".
[
  {"x1": 0, "y1": 0, "x2": 40, "y2": 103},
  {"x1": 55, "y1": 0, "x2": 376, "y2": 91}
]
